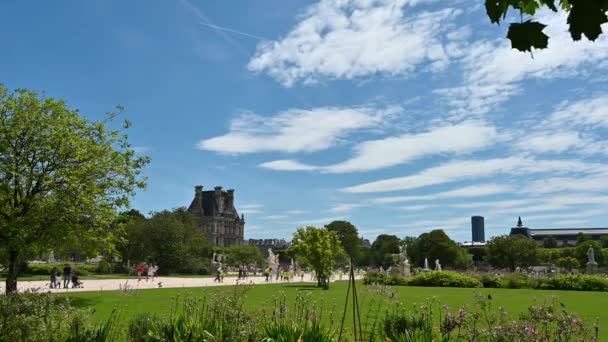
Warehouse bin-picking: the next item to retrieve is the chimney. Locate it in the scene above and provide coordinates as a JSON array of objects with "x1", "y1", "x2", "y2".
[
  {"x1": 214, "y1": 186, "x2": 224, "y2": 213},
  {"x1": 191, "y1": 185, "x2": 204, "y2": 214},
  {"x1": 227, "y1": 189, "x2": 235, "y2": 209}
]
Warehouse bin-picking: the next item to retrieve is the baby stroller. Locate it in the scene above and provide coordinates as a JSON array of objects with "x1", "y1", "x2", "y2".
[{"x1": 71, "y1": 274, "x2": 83, "y2": 288}]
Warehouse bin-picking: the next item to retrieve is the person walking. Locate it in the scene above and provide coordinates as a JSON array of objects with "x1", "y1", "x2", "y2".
[
  {"x1": 50, "y1": 267, "x2": 58, "y2": 289},
  {"x1": 147, "y1": 263, "x2": 155, "y2": 281},
  {"x1": 62, "y1": 264, "x2": 72, "y2": 289},
  {"x1": 136, "y1": 263, "x2": 143, "y2": 282}
]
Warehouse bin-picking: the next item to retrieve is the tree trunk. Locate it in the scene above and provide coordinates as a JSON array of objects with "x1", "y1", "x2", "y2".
[{"x1": 5, "y1": 249, "x2": 19, "y2": 294}]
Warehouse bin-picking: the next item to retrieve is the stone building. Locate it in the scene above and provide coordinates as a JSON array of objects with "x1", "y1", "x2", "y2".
[
  {"x1": 187, "y1": 185, "x2": 245, "y2": 247},
  {"x1": 509, "y1": 216, "x2": 608, "y2": 247}
]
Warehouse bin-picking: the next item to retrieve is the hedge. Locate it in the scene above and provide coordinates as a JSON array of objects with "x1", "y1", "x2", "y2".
[{"x1": 364, "y1": 271, "x2": 482, "y2": 288}]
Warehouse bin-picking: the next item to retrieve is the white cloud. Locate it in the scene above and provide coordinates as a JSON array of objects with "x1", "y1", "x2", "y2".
[
  {"x1": 372, "y1": 183, "x2": 511, "y2": 204},
  {"x1": 323, "y1": 121, "x2": 499, "y2": 172},
  {"x1": 262, "y1": 215, "x2": 288, "y2": 220},
  {"x1": 327, "y1": 203, "x2": 367, "y2": 213},
  {"x1": 552, "y1": 220, "x2": 588, "y2": 226},
  {"x1": 198, "y1": 106, "x2": 397, "y2": 154},
  {"x1": 342, "y1": 157, "x2": 604, "y2": 193},
  {"x1": 548, "y1": 95, "x2": 608, "y2": 129},
  {"x1": 438, "y1": 12, "x2": 608, "y2": 118},
  {"x1": 259, "y1": 159, "x2": 320, "y2": 171},
  {"x1": 406, "y1": 216, "x2": 470, "y2": 230},
  {"x1": 239, "y1": 209, "x2": 262, "y2": 214},
  {"x1": 240, "y1": 204, "x2": 264, "y2": 209},
  {"x1": 239, "y1": 204, "x2": 264, "y2": 214},
  {"x1": 260, "y1": 121, "x2": 500, "y2": 173},
  {"x1": 289, "y1": 216, "x2": 345, "y2": 226},
  {"x1": 400, "y1": 205, "x2": 433, "y2": 211},
  {"x1": 525, "y1": 209, "x2": 605, "y2": 221},
  {"x1": 514, "y1": 132, "x2": 584, "y2": 154},
  {"x1": 248, "y1": 0, "x2": 463, "y2": 86},
  {"x1": 525, "y1": 174, "x2": 608, "y2": 194},
  {"x1": 287, "y1": 209, "x2": 307, "y2": 215}
]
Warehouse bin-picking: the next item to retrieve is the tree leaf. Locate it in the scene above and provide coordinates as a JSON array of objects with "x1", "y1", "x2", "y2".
[
  {"x1": 486, "y1": 0, "x2": 510, "y2": 23},
  {"x1": 540, "y1": 0, "x2": 559, "y2": 11},
  {"x1": 567, "y1": 0, "x2": 608, "y2": 41},
  {"x1": 507, "y1": 20, "x2": 549, "y2": 52}
]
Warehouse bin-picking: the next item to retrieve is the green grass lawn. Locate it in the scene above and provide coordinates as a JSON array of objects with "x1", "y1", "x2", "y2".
[{"x1": 62, "y1": 281, "x2": 608, "y2": 336}]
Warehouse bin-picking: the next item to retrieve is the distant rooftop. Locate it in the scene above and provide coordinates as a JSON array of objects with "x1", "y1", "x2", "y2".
[{"x1": 528, "y1": 228, "x2": 608, "y2": 236}]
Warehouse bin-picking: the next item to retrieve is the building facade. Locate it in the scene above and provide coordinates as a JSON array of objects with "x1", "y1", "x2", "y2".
[
  {"x1": 187, "y1": 185, "x2": 245, "y2": 247},
  {"x1": 509, "y1": 216, "x2": 608, "y2": 247}
]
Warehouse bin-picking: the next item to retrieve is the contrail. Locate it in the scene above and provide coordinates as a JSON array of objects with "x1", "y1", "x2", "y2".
[{"x1": 198, "y1": 21, "x2": 268, "y2": 41}]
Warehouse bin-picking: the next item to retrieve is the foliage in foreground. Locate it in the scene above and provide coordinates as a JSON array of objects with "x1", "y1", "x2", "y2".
[
  {"x1": 0, "y1": 284, "x2": 602, "y2": 342},
  {"x1": 0, "y1": 292, "x2": 117, "y2": 342}
]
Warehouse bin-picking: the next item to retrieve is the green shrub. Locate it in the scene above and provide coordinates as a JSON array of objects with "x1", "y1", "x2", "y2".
[
  {"x1": 25, "y1": 262, "x2": 96, "y2": 276},
  {"x1": 405, "y1": 271, "x2": 482, "y2": 288},
  {"x1": 127, "y1": 313, "x2": 160, "y2": 342},
  {"x1": 95, "y1": 260, "x2": 114, "y2": 274},
  {"x1": 0, "y1": 293, "x2": 93, "y2": 342},
  {"x1": 499, "y1": 273, "x2": 529, "y2": 289},
  {"x1": 478, "y1": 273, "x2": 501, "y2": 288},
  {"x1": 363, "y1": 270, "x2": 386, "y2": 285},
  {"x1": 542, "y1": 275, "x2": 608, "y2": 291}
]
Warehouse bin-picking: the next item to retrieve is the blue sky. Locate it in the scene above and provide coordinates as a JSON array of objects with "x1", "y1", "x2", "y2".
[{"x1": 2, "y1": 0, "x2": 608, "y2": 242}]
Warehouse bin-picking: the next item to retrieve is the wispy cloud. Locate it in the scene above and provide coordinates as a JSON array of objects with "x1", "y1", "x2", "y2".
[
  {"x1": 248, "y1": 0, "x2": 464, "y2": 86},
  {"x1": 342, "y1": 157, "x2": 605, "y2": 193},
  {"x1": 199, "y1": 106, "x2": 397, "y2": 154},
  {"x1": 372, "y1": 184, "x2": 512, "y2": 204},
  {"x1": 262, "y1": 215, "x2": 288, "y2": 220},
  {"x1": 327, "y1": 203, "x2": 367, "y2": 213},
  {"x1": 261, "y1": 121, "x2": 500, "y2": 173}
]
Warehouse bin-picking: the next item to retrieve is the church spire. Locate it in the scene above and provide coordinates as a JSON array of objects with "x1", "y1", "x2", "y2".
[{"x1": 517, "y1": 216, "x2": 523, "y2": 227}]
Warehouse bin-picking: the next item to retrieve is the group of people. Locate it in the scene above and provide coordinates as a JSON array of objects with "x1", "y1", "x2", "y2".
[
  {"x1": 214, "y1": 267, "x2": 226, "y2": 282},
  {"x1": 50, "y1": 264, "x2": 82, "y2": 289},
  {"x1": 136, "y1": 262, "x2": 159, "y2": 282}
]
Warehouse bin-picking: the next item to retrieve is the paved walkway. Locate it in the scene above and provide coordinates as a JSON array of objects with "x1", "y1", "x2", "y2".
[{"x1": 8, "y1": 274, "x2": 358, "y2": 293}]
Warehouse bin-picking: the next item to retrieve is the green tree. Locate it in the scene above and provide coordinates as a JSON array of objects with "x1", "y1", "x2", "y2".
[
  {"x1": 485, "y1": 235, "x2": 537, "y2": 271},
  {"x1": 121, "y1": 208, "x2": 212, "y2": 274},
  {"x1": 543, "y1": 236, "x2": 558, "y2": 248},
  {"x1": 601, "y1": 236, "x2": 608, "y2": 248},
  {"x1": 485, "y1": 0, "x2": 608, "y2": 52},
  {"x1": 576, "y1": 232, "x2": 590, "y2": 244},
  {"x1": 353, "y1": 246, "x2": 373, "y2": 267},
  {"x1": 289, "y1": 226, "x2": 342, "y2": 289},
  {"x1": 224, "y1": 245, "x2": 264, "y2": 267},
  {"x1": 409, "y1": 230, "x2": 470, "y2": 269},
  {"x1": 557, "y1": 256, "x2": 580, "y2": 271},
  {"x1": 0, "y1": 86, "x2": 148, "y2": 293},
  {"x1": 325, "y1": 220, "x2": 360, "y2": 257},
  {"x1": 371, "y1": 234, "x2": 400, "y2": 269}
]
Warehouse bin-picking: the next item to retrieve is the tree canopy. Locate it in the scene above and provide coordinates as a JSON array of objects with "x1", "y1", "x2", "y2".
[
  {"x1": 120, "y1": 208, "x2": 212, "y2": 274},
  {"x1": 485, "y1": 235, "x2": 538, "y2": 271},
  {"x1": 325, "y1": 220, "x2": 360, "y2": 257},
  {"x1": 408, "y1": 230, "x2": 470, "y2": 269},
  {"x1": 0, "y1": 85, "x2": 149, "y2": 293},
  {"x1": 371, "y1": 234, "x2": 400, "y2": 269},
  {"x1": 485, "y1": 0, "x2": 608, "y2": 52},
  {"x1": 224, "y1": 245, "x2": 264, "y2": 267},
  {"x1": 289, "y1": 226, "x2": 342, "y2": 289}
]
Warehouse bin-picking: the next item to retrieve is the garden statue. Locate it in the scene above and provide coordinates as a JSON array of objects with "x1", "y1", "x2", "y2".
[
  {"x1": 435, "y1": 259, "x2": 442, "y2": 271},
  {"x1": 398, "y1": 245, "x2": 411, "y2": 277},
  {"x1": 424, "y1": 258, "x2": 430, "y2": 271},
  {"x1": 586, "y1": 246, "x2": 598, "y2": 274},
  {"x1": 587, "y1": 246, "x2": 597, "y2": 265}
]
